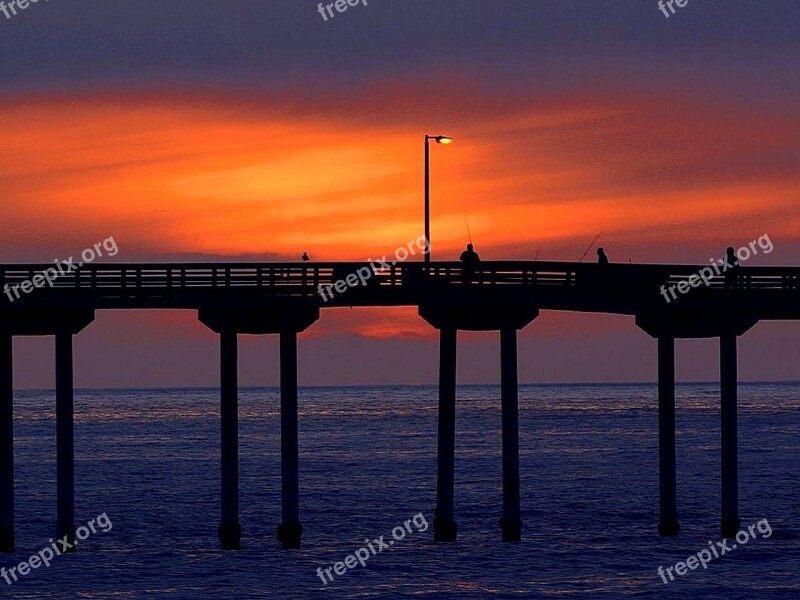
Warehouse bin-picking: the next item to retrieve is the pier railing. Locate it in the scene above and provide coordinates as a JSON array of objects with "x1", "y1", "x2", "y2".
[{"x1": 2, "y1": 261, "x2": 799, "y2": 295}]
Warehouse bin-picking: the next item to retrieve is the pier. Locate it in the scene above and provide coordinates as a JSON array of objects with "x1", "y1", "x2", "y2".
[{"x1": 0, "y1": 259, "x2": 794, "y2": 550}]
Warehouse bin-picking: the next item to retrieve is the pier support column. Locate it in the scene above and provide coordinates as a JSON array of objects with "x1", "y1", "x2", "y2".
[
  {"x1": 434, "y1": 327, "x2": 458, "y2": 542},
  {"x1": 657, "y1": 336, "x2": 679, "y2": 536},
  {"x1": 56, "y1": 333, "x2": 75, "y2": 547},
  {"x1": 198, "y1": 308, "x2": 318, "y2": 550},
  {"x1": 277, "y1": 331, "x2": 302, "y2": 549},
  {"x1": 499, "y1": 328, "x2": 522, "y2": 541},
  {"x1": 720, "y1": 333, "x2": 740, "y2": 537},
  {"x1": 0, "y1": 335, "x2": 13, "y2": 553},
  {"x1": 218, "y1": 330, "x2": 242, "y2": 550}
]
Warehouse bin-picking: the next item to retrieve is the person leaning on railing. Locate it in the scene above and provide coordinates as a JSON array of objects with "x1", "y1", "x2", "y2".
[
  {"x1": 460, "y1": 243, "x2": 481, "y2": 285},
  {"x1": 724, "y1": 247, "x2": 740, "y2": 289}
]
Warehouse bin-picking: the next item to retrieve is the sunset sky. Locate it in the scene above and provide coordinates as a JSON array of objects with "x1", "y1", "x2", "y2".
[{"x1": 1, "y1": 1, "x2": 799, "y2": 388}]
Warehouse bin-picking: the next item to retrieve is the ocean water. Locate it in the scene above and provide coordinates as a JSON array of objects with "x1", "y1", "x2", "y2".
[{"x1": 4, "y1": 383, "x2": 800, "y2": 599}]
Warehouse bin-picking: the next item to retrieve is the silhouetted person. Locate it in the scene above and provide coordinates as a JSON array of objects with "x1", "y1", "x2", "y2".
[
  {"x1": 302, "y1": 252, "x2": 310, "y2": 262},
  {"x1": 460, "y1": 243, "x2": 480, "y2": 264},
  {"x1": 597, "y1": 247, "x2": 609, "y2": 265},
  {"x1": 460, "y1": 243, "x2": 480, "y2": 285},
  {"x1": 724, "y1": 246, "x2": 739, "y2": 289}
]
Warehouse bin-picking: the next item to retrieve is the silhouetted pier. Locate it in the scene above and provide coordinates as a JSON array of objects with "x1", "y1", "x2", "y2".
[{"x1": 1, "y1": 259, "x2": 795, "y2": 550}]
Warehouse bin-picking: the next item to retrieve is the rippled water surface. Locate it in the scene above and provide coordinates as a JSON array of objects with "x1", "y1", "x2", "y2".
[{"x1": 5, "y1": 383, "x2": 800, "y2": 598}]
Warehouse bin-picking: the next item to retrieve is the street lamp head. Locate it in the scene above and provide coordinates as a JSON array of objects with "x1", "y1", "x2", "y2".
[{"x1": 426, "y1": 134, "x2": 453, "y2": 145}]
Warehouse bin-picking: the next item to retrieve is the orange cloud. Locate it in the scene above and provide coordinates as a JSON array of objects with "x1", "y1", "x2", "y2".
[{"x1": 1, "y1": 85, "x2": 797, "y2": 269}]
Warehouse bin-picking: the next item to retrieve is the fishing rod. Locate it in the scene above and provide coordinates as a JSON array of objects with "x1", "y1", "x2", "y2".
[{"x1": 578, "y1": 231, "x2": 603, "y2": 263}]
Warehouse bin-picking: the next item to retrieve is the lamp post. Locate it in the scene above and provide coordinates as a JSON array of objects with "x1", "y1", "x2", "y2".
[{"x1": 424, "y1": 134, "x2": 452, "y2": 266}]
